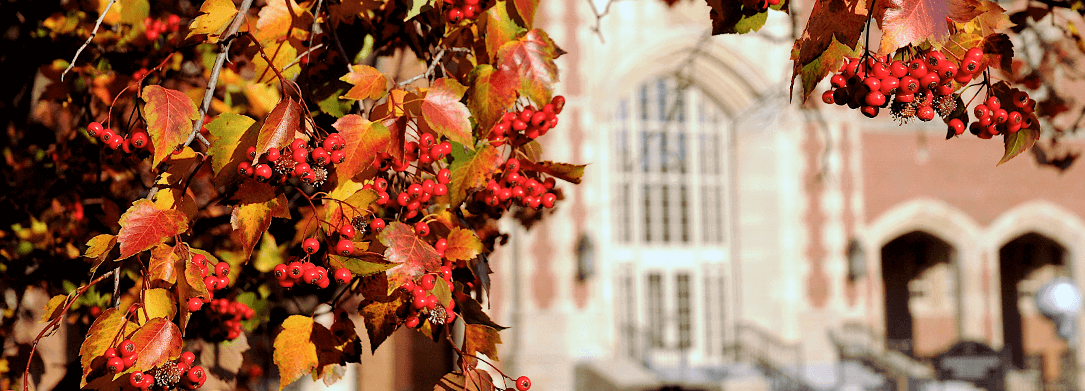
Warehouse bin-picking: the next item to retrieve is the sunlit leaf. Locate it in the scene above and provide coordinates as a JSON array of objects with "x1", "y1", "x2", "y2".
[
  {"x1": 494, "y1": 29, "x2": 562, "y2": 107},
  {"x1": 253, "y1": 40, "x2": 302, "y2": 84},
  {"x1": 232, "y1": 191, "x2": 290, "y2": 261},
  {"x1": 340, "y1": 65, "x2": 389, "y2": 101},
  {"x1": 329, "y1": 253, "x2": 396, "y2": 277},
  {"x1": 143, "y1": 85, "x2": 201, "y2": 167},
  {"x1": 484, "y1": 2, "x2": 526, "y2": 62},
  {"x1": 254, "y1": 0, "x2": 314, "y2": 43},
  {"x1": 378, "y1": 221, "x2": 442, "y2": 293},
  {"x1": 273, "y1": 315, "x2": 321, "y2": 390},
  {"x1": 879, "y1": 0, "x2": 982, "y2": 55},
  {"x1": 85, "y1": 234, "x2": 117, "y2": 274},
  {"x1": 463, "y1": 324, "x2": 502, "y2": 367},
  {"x1": 41, "y1": 294, "x2": 68, "y2": 323},
  {"x1": 790, "y1": 0, "x2": 869, "y2": 100},
  {"x1": 443, "y1": 228, "x2": 482, "y2": 262},
  {"x1": 469, "y1": 65, "x2": 519, "y2": 134},
  {"x1": 187, "y1": 0, "x2": 239, "y2": 43},
  {"x1": 207, "y1": 113, "x2": 259, "y2": 186},
  {"x1": 140, "y1": 288, "x2": 176, "y2": 324},
  {"x1": 128, "y1": 317, "x2": 183, "y2": 373},
  {"x1": 449, "y1": 143, "x2": 502, "y2": 206},
  {"x1": 117, "y1": 200, "x2": 189, "y2": 260},
  {"x1": 255, "y1": 98, "x2": 304, "y2": 163},
  {"x1": 80, "y1": 308, "x2": 135, "y2": 386},
  {"x1": 332, "y1": 114, "x2": 391, "y2": 182},
  {"x1": 148, "y1": 243, "x2": 182, "y2": 285},
  {"x1": 422, "y1": 78, "x2": 473, "y2": 148},
  {"x1": 403, "y1": 0, "x2": 434, "y2": 21}
]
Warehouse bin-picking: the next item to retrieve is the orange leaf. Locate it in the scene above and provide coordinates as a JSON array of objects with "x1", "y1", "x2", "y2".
[
  {"x1": 443, "y1": 228, "x2": 482, "y2": 262},
  {"x1": 177, "y1": 246, "x2": 210, "y2": 333},
  {"x1": 80, "y1": 308, "x2": 134, "y2": 386},
  {"x1": 331, "y1": 114, "x2": 390, "y2": 182},
  {"x1": 116, "y1": 200, "x2": 189, "y2": 260},
  {"x1": 128, "y1": 317, "x2": 182, "y2": 373},
  {"x1": 273, "y1": 315, "x2": 321, "y2": 390},
  {"x1": 254, "y1": 0, "x2": 314, "y2": 43},
  {"x1": 463, "y1": 324, "x2": 502, "y2": 367},
  {"x1": 377, "y1": 221, "x2": 442, "y2": 293},
  {"x1": 340, "y1": 65, "x2": 389, "y2": 100},
  {"x1": 422, "y1": 78, "x2": 474, "y2": 148},
  {"x1": 484, "y1": 2, "x2": 526, "y2": 63},
  {"x1": 187, "y1": 0, "x2": 238, "y2": 43},
  {"x1": 41, "y1": 294, "x2": 68, "y2": 324},
  {"x1": 232, "y1": 190, "x2": 290, "y2": 261},
  {"x1": 468, "y1": 65, "x2": 519, "y2": 134},
  {"x1": 878, "y1": 0, "x2": 982, "y2": 55},
  {"x1": 143, "y1": 85, "x2": 200, "y2": 167},
  {"x1": 255, "y1": 98, "x2": 304, "y2": 163},
  {"x1": 494, "y1": 29, "x2": 561, "y2": 107},
  {"x1": 148, "y1": 243, "x2": 181, "y2": 285},
  {"x1": 448, "y1": 144, "x2": 502, "y2": 206}
]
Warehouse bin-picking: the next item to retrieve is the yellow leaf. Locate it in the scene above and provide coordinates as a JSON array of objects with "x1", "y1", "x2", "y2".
[
  {"x1": 187, "y1": 0, "x2": 239, "y2": 43},
  {"x1": 41, "y1": 295, "x2": 68, "y2": 323},
  {"x1": 273, "y1": 315, "x2": 320, "y2": 390},
  {"x1": 139, "y1": 288, "x2": 176, "y2": 324},
  {"x1": 254, "y1": 0, "x2": 314, "y2": 44},
  {"x1": 252, "y1": 40, "x2": 302, "y2": 84}
]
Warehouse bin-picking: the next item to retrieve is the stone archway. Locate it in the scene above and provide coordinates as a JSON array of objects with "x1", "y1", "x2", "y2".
[{"x1": 881, "y1": 231, "x2": 959, "y2": 358}]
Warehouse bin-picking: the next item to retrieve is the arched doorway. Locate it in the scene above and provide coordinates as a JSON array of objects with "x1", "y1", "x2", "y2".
[
  {"x1": 881, "y1": 231, "x2": 959, "y2": 358},
  {"x1": 999, "y1": 232, "x2": 1070, "y2": 385}
]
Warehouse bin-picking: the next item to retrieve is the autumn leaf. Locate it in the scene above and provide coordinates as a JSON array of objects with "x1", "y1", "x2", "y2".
[
  {"x1": 273, "y1": 315, "x2": 321, "y2": 390},
  {"x1": 793, "y1": 35, "x2": 860, "y2": 100},
  {"x1": 512, "y1": 0, "x2": 539, "y2": 28},
  {"x1": 432, "y1": 370, "x2": 495, "y2": 391},
  {"x1": 981, "y1": 33, "x2": 1014, "y2": 72},
  {"x1": 403, "y1": 0, "x2": 434, "y2": 21},
  {"x1": 116, "y1": 200, "x2": 189, "y2": 260},
  {"x1": 325, "y1": 184, "x2": 378, "y2": 231},
  {"x1": 41, "y1": 294, "x2": 69, "y2": 323},
  {"x1": 455, "y1": 293, "x2": 507, "y2": 330},
  {"x1": 358, "y1": 281, "x2": 409, "y2": 352},
  {"x1": 956, "y1": 0, "x2": 1012, "y2": 37},
  {"x1": 484, "y1": 2, "x2": 526, "y2": 63},
  {"x1": 330, "y1": 253, "x2": 396, "y2": 277},
  {"x1": 85, "y1": 234, "x2": 117, "y2": 274},
  {"x1": 80, "y1": 308, "x2": 134, "y2": 386},
  {"x1": 378, "y1": 221, "x2": 442, "y2": 292},
  {"x1": 469, "y1": 65, "x2": 519, "y2": 133},
  {"x1": 340, "y1": 65, "x2": 389, "y2": 100},
  {"x1": 139, "y1": 288, "x2": 176, "y2": 324},
  {"x1": 878, "y1": 0, "x2": 982, "y2": 55},
  {"x1": 128, "y1": 317, "x2": 183, "y2": 373},
  {"x1": 253, "y1": 40, "x2": 302, "y2": 84},
  {"x1": 999, "y1": 117, "x2": 1040, "y2": 165},
  {"x1": 120, "y1": 0, "x2": 150, "y2": 26},
  {"x1": 463, "y1": 324, "x2": 502, "y2": 367},
  {"x1": 187, "y1": 0, "x2": 238, "y2": 43},
  {"x1": 178, "y1": 246, "x2": 210, "y2": 333},
  {"x1": 332, "y1": 114, "x2": 391, "y2": 182},
  {"x1": 422, "y1": 78, "x2": 474, "y2": 148},
  {"x1": 520, "y1": 160, "x2": 587, "y2": 184},
  {"x1": 143, "y1": 85, "x2": 200, "y2": 167},
  {"x1": 254, "y1": 0, "x2": 314, "y2": 44},
  {"x1": 706, "y1": 0, "x2": 775, "y2": 34},
  {"x1": 232, "y1": 190, "x2": 290, "y2": 261},
  {"x1": 449, "y1": 143, "x2": 502, "y2": 206},
  {"x1": 206, "y1": 113, "x2": 259, "y2": 186},
  {"x1": 494, "y1": 29, "x2": 562, "y2": 107},
  {"x1": 790, "y1": 0, "x2": 869, "y2": 100},
  {"x1": 148, "y1": 243, "x2": 182, "y2": 285},
  {"x1": 444, "y1": 228, "x2": 482, "y2": 262},
  {"x1": 255, "y1": 98, "x2": 304, "y2": 162}
]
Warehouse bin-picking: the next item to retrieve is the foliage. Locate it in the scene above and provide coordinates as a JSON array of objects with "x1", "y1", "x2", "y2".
[{"x1": 0, "y1": 0, "x2": 582, "y2": 389}]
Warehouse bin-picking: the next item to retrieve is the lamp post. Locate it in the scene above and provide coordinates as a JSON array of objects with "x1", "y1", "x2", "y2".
[{"x1": 1036, "y1": 277, "x2": 1083, "y2": 342}]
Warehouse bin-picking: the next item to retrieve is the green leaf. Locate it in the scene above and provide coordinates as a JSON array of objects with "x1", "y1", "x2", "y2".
[
  {"x1": 206, "y1": 113, "x2": 258, "y2": 178},
  {"x1": 484, "y1": 1, "x2": 526, "y2": 63},
  {"x1": 329, "y1": 253, "x2": 396, "y2": 277},
  {"x1": 448, "y1": 143, "x2": 502, "y2": 206},
  {"x1": 120, "y1": 0, "x2": 150, "y2": 26},
  {"x1": 253, "y1": 231, "x2": 287, "y2": 273},
  {"x1": 999, "y1": 119, "x2": 1039, "y2": 165}
]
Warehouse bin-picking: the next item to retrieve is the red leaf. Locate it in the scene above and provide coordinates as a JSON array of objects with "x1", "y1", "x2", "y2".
[
  {"x1": 791, "y1": 0, "x2": 870, "y2": 100},
  {"x1": 117, "y1": 200, "x2": 189, "y2": 260},
  {"x1": 878, "y1": 0, "x2": 982, "y2": 55},
  {"x1": 332, "y1": 114, "x2": 391, "y2": 182},
  {"x1": 255, "y1": 98, "x2": 304, "y2": 164},
  {"x1": 484, "y1": 1, "x2": 526, "y2": 62},
  {"x1": 469, "y1": 65, "x2": 519, "y2": 134},
  {"x1": 377, "y1": 221, "x2": 442, "y2": 292},
  {"x1": 128, "y1": 317, "x2": 182, "y2": 373},
  {"x1": 495, "y1": 29, "x2": 562, "y2": 107},
  {"x1": 273, "y1": 315, "x2": 320, "y2": 390},
  {"x1": 340, "y1": 65, "x2": 389, "y2": 100},
  {"x1": 143, "y1": 85, "x2": 200, "y2": 167},
  {"x1": 422, "y1": 78, "x2": 474, "y2": 148},
  {"x1": 449, "y1": 144, "x2": 503, "y2": 206},
  {"x1": 512, "y1": 0, "x2": 539, "y2": 28}
]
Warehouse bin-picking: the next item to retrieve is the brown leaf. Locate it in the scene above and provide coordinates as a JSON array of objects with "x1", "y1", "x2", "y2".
[
  {"x1": 358, "y1": 284, "x2": 409, "y2": 353},
  {"x1": 520, "y1": 160, "x2": 586, "y2": 184},
  {"x1": 116, "y1": 200, "x2": 189, "y2": 260},
  {"x1": 463, "y1": 324, "x2": 502, "y2": 368},
  {"x1": 432, "y1": 370, "x2": 495, "y2": 391},
  {"x1": 148, "y1": 244, "x2": 182, "y2": 285},
  {"x1": 792, "y1": 0, "x2": 869, "y2": 88}
]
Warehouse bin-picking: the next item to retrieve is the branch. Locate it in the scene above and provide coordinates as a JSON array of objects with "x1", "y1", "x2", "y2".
[
  {"x1": 587, "y1": 0, "x2": 618, "y2": 43},
  {"x1": 61, "y1": 0, "x2": 118, "y2": 81},
  {"x1": 397, "y1": 47, "x2": 448, "y2": 87}
]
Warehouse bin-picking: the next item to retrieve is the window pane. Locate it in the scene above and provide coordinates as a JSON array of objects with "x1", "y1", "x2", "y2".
[
  {"x1": 648, "y1": 273, "x2": 663, "y2": 348},
  {"x1": 715, "y1": 185, "x2": 724, "y2": 243},
  {"x1": 677, "y1": 132, "x2": 687, "y2": 174},
  {"x1": 662, "y1": 185, "x2": 670, "y2": 243},
  {"x1": 677, "y1": 273, "x2": 692, "y2": 349},
  {"x1": 640, "y1": 84, "x2": 649, "y2": 121},
  {"x1": 643, "y1": 185, "x2": 652, "y2": 243},
  {"x1": 660, "y1": 131, "x2": 669, "y2": 173},
  {"x1": 681, "y1": 186, "x2": 690, "y2": 243},
  {"x1": 657, "y1": 79, "x2": 667, "y2": 122}
]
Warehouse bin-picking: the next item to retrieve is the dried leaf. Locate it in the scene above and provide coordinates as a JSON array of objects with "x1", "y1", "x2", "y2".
[
  {"x1": 340, "y1": 65, "x2": 389, "y2": 100},
  {"x1": 187, "y1": 0, "x2": 238, "y2": 43},
  {"x1": 331, "y1": 114, "x2": 391, "y2": 182},
  {"x1": 358, "y1": 282, "x2": 409, "y2": 352},
  {"x1": 143, "y1": 85, "x2": 201, "y2": 167},
  {"x1": 378, "y1": 221, "x2": 442, "y2": 292},
  {"x1": 432, "y1": 370, "x2": 495, "y2": 391},
  {"x1": 273, "y1": 315, "x2": 320, "y2": 390},
  {"x1": 116, "y1": 200, "x2": 189, "y2": 260},
  {"x1": 463, "y1": 324, "x2": 502, "y2": 366},
  {"x1": 422, "y1": 78, "x2": 474, "y2": 148},
  {"x1": 444, "y1": 228, "x2": 482, "y2": 262},
  {"x1": 494, "y1": 29, "x2": 561, "y2": 107},
  {"x1": 148, "y1": 243, "x2": 182, "y2": 285},
  {"x1": 520, "y1": 160, "x2": 586, "y2": 184}
]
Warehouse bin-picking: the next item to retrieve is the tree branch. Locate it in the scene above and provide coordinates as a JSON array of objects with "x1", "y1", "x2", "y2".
[
  {"x1": 61, "y1": 0, "x2": 118, "y2": 82},
  {"x1": 587, "y1": 0, "x2": 619, "y2": 43},
  {"x1": 398, "y1": 47, "x2": 448, "y2": 87},
  {"x1": 185, "y1": 0, "x2": 257, "y2": 149}
]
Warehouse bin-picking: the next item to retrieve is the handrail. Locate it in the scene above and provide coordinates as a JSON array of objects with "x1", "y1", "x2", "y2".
[
  {"x1": 734, "y1": 321, "x2": 820, "y2": 391},
  {"x1": 829, "y1": 322, "x2": 935, "y2": 380}
]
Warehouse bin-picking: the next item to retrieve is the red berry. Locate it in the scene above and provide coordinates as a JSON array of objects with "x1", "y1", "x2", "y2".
[
  {"x1": 405, "y1": 315, "x2": 420, "y2": 328},
  {"x1": 129, "y1": 371, "x2": 145, "y2": 388},
  {"x1": 965, "y1": 47, "x2": 984, "y2": 60},
  {"x1": 864, "y1": 92, "x2": 886, "y2": 107},
  {"x1": 303, "y1": 238, "x2": 320, "y2": 254},
  {"x1": 830, "y1": 74, "x2": 846, "y2": 88},
  {"x1": 246, "y1": 146, "x2": 257, "y2": 160},
  {"x1": 334, "y1": 267, "x2": 352, "y2": 284},
  {"x1": 274, "y1": 264, "x2": 288, "y2": 279},
  {"x1": 304, "y1": 269, "x2": 321, "y2": 284},
  {"x1": 266, "y1": 147, "x2": 281, "y2": 162},
  {"x1": 908, "y1": 59, "x2": 928, "y2": 78},
  {"x1": 860, "y1": 105, "x2": 879, "y2": 118},
  {"x1": 435, "y1": 238, "x2": 448, "y2": 252},
  {"x1": 371, "y1": 218, "x2": 386, "y2": 231},
  {"x1": 100, "y1": 128, "x2": 115, "y2": 143},
  {"x1": 123, "y1": 353, "x2": 137, "y2": 368},
  {"x1": 890, "y1": 60, "x2": 909, "y2": 78},
  {"x1": 130, "y1": 132, "x2": 149, "y2": 148},
  {"x1": 310, "y1": 147, "x2": 330, "y2": 166},
  {"x1": 917, "y1": 105, "x2": 935, "y2": 121},
  {"x1": 187, "y1": 366, "x2": 205, "y2": 383},
  {"x1": 986, "y1": 96, "x2": 1001, "y2": 111},
  {"x1": 87, "y1": 122, "x2": 103, "y2": 137},
  {"x1": 238, "y1": 161, "x2": 253, "y2": 177},
  {"x1": 948, "y1": 118, "x2": 965, "y2": 136},
  {"x1": 254, "y1": 163, "x2": 273, "y2": 181},
  {"x1": 107, "y1": 357, "x2": 125, "y2": 373},
  {"x1": 104, "y1": 348, "x2": 118, "y2": 359},
  {"x1": 335, "y1": 239, "x2": 354, "y2": 256},
  {"x1": 415, "y1": 221, "x2": 430, "y2": 236},
  {"x1": 821, "y1": 90, "x2": 835, "y2": 104},
  {"x1": 331, "y1": 150, "x2": 346, "y2": 164},
  {"x1": 516, "y1": 376, "x2": 531, "y2": 391},
  {"x1": 447, "y1": 8, "x2": 463, "y2": 22},
  {"x1": 120, "y1": 340, "x2": 136, "y2": 356},
  {"x1": 181, "y1": 351, "x2": 196, "y2": 366},
  {"x1": 215, "y1": 262, "x2": 230, "y2": 277},
  {"x1": 188, "y1": 297, "x2": 204, "y2": 312},
  {"x1": 339, "y1": 224, "x2": 356, "y2": 238}
]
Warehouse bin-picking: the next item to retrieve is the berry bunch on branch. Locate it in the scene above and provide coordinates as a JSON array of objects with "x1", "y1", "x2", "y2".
[{"x1": 2, "y1": 0, "x2": 579, "y2": 390}]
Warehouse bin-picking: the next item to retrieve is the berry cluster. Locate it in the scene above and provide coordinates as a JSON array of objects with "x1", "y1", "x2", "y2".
[
  {"x1": 238, "y1": 135, "x2": 347, "y2": 188},
  {"x1": 444, "y1": 0, "x2": 482, "y2": 23},
  {"x1": 128, "y1": 352, "x2": 205, "y2": 390},
  {"x1": 186, "y1": 254, "x2": 231, "y2": 310},
  {"x1": 823, "y1": 49, "x2": 985, "y2": 121},
  {"x1": 953, "y1": 88, "x2": 1036, "y2": 139},
  {"x1": 375, "y1": 133, "x2": 452, "y2": 172},
  {"x1": 475, "y1": 158, "x2": 557, "y2": 210},
  {"x1": 273, "y1": 260, "x2": 335, "y2": 289},
  {"x1": 143, "y1": 14, "x2": 181, "y2": 41},
  {"x1": 401, "y1": 267, "x2": 457, "y2": 328},
  {"x1": 86, "y1": 121, "x2": 151, "y2": 155},
  {"x1": 366, "y1": 169, "x2": 451, "y2": 221},
  {"x1": 488, "y1": 96, "x2": 565, "y2": 146},
  {"x1": 103, "y1": 339, "x2": 139, "y2": 375},
  {"x1": 199, "y1": 298, "x2": 254, "y2": 341}
]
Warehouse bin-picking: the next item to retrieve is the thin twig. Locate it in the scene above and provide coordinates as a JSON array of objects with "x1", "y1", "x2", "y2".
[
  {"x1": 61, "y1": 0, "x2": 118, "y2": 81},
  {"x1": 282, "y1": 43, "x2": 326, "y2": 71},
  {"x1": 587, "y1": 0, "x2": 618, "y2": 43},
  {"x1": 398, "y1": 47, "x2": 448, "y2": 87}
]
